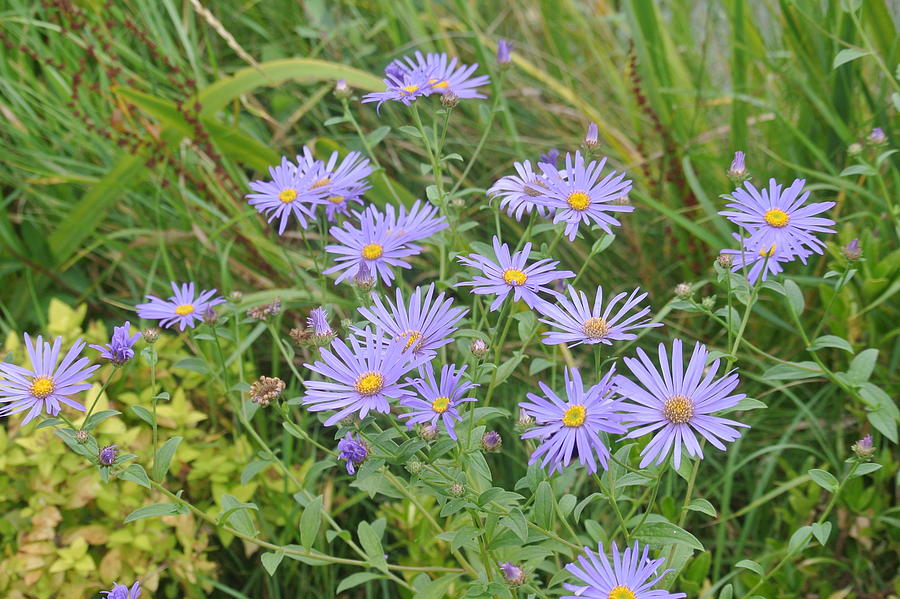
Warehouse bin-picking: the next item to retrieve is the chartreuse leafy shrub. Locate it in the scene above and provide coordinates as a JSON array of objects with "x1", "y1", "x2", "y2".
[{"x1": 1, "y1": 3, "x2": 898, "y2": 599}]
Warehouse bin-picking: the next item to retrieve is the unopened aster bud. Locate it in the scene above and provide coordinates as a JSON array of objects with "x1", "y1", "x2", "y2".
[
  {"x1": 202, "y1": 306, "x2": 219, "y2": 325},
  {"x1": 448, "y1": 482, "x2": 465, "y2": 497},
  {"x1": 481, "y1": 431, "x2": 502, "y2": 452},
  {"x1": 354, "y1": 262, "x2": 376, "y2": 291},
  {"x1": 852, "y1": 434, "x2": 875, "y2": 460},
  {"x1": 583, "y1": 122, "x2": 599, "y2": 148},
  {"x1": 405, "y1": 457, "x2": 424, "y2": 475},
  {"x1": 517, "y1": 409, "x2": 533, "y2": 428},
  {"x1": 337, "y1": 433, "x2": 368, "y2": 474},
  {"x1": 419, "y1": 423, "x2": 438, "y2": 441},
  {"x1": 842, "y1": 238, "x2": 862, "y2": 261},
  {"x1": 98, "y1": 444, "x2": 118, "y2": 466},
  {"x1": 867, "y1": 127, "x2": 887, "y2": 146},
  {"x1": 497, "y1": 39, "x2": 512, "y2": 65},
  {"x1": 847, "y1": 142, "x2": 863, "y2": 156},
  {"x1": 249, "y1": 376, "x2": 285, "y2": 406},
  {"x1": 441, "y1": 91, "x2": 459, "y2": 108},
  {"x1": 470, "y1": 338, "x2": 488, "y2": 358},
  {"x1": 229, "y1": 290, "x2": 243, "y2": 302},
  {"x1": 674, "y1": 282, "x2": 692, "y2": 298},
  {"x1": 308, "y1": 307, "x2": 336, "y2": 346},
  {"x1": 701, "y1": 296, "x2": 716, "y2": 310},
  {"x1": 142, "y1": 328, "x2": 160, "y2": 344},
  {"x1": 75, "y1": 429, "x2": 89, "y2": 444},
  {"x1": 727, "y1": 151, "x2": 749, "y2": 183},
  {"x1": 499, "y1": 561, "x2": 526, "y2": 586},
  {"x1": 334, "y1": 78, "x2": 351, "y2": 99},
  {"x1": 716, "y1": 253, "x2": 734, "y2": 268}
]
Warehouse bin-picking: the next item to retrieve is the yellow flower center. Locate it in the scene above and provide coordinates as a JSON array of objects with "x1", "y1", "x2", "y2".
[
  {"x1": 402, "y1": 84, "x2": 419, "y2": 94},
  {"x1": 354, "y1": 371, "x2": 384, "y2": 396},
  {"x1": 562, "y1": 404, "x2": 586, "y2": 427},
  {"x1": 764, "y1": 208, "x2": 789, "y2": 227},
  {"x1": 431, "y1": 396, "x2": 451, "y2": 414},
  {"x1": 278, "y1": 188, "x2": 297, "y2": 203},
  {"x1": 175, "y1": 304, "x2": 195, "y2": 316},
  {"x1": 608, "y1": 585, "x2": 637, "y2": 599},
  {"x1": 362, "y1": 243, "x2": 384, "y2": 260},
  {"x1": 396, "y1": 330, "x2": 423, "y2": 351},
  {"x1": 327, "y1": 195, "x2": 344, "y2": 204},
  {"x1": 426, "y1": 78, "x2": 449, "y2": 89},
  {"x1": 29, "y1": 376, "x2": 55, "y2": 399},
  {"x1": 566, "y1": 191, "x2": 590, "y2": 211},
  {"x1": 758, "y1": 243, "x2": 776, "y2": 257},
  {"x1": 582, "y1": 317, "x2": 610, "y2": 339},
  {"x1": 663, "y1": 394, "x2": 694, "y2": 424},
  {"x1": 502, "y1": 269, "x2": 527, "y2": 286},
  {"x1": 311, "y1": 177, "x2": 331, "y2": 189}
]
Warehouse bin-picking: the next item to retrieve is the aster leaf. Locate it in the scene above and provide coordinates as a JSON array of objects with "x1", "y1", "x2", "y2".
[
  {"x1": 436, "y1": 526, "x2": 482, "y2": 552},
  {"x1": 811, "y1": 522, "x2": 832, "y2": 545},
  {"x1": 686, "y1": 498, "x2": 718, "y2": 518},
  {"x1": 763, "y1": 361, "x2": 822, "y2": 380},
  {"x1": 533, "y1": 481, "x2": 554, "y2": 529},
  {"x1": 839, "y1": 164, "x2": 877, "y2": 177},
  {"x1": 848, "y1": 463, "x2": 882, "y2": 478},
  {"x1": 494, "y1": 354, "x2": 525, "y2": 387},
  {"x1": 788, "y1": 525, "x2": 813, "y2": 553},
  {"x1": 36, "y1": 418, "x2": 64, "y2": 430},
  {"x1": 807, "y1": 469, "x2": 838, "y2": 492},
  {"x1": 358, "y1": 521, "x2": 389, "y2": 573},
  {"x1": 500, "y1": 508, "x2": 529, "y2": 543},
  {"x1": 574, "y1": 493, "x2": 604, "y2": 522},
  {"x1": 260, "y1": 550, "x2": 284, "y2": 576},
  {"x1": 413, "y1": 573, "x2": 462, "y2": 599},
  {"x1": 558, "y1": 494, "x2": 577, "y2": 520},
  {"x1": 172, "y1": 357, "x2": 210, "y2": 374},
  {"x1": 336, "y1": 573, "x2": 387, "y2": 593},
  {"x1": 735, "y1": 559, "x2": 765, "y2": 577},
  {"x1": 807, "y1": 335, "x2": 853, "y2": 353},
  {"x1": 783, "y1": 280, "x2": 805, "y2": 315},
  {"x1": 218, "y1": 494, "x2": 259, "y2": 537},
  {"x1": 152, "y1": 436, "x2": 183, "y2": 481},
  {"x1": 832, "y1": 48, "x2": 871, "y2": 69},
  {"x1": 123, "y1": 502, "x2": 180, "y2": 523},
  {"x1": 118, "y1": 464, "x2": 151, "y2": 489},
  {"x1": 300, "y1": 495, "x2": 323, "y2": 550},
  {"x1": 718, "y1": 584, "x2": 734, "y2": 599},
  {"x1": 846, "y1": 349, "x2": 878, "y2": 384},
  {"x1": 240, "y1": 459, "x2": 272, "y2": 485},
  {"x1": 131, "y1": 405, "x2": 155, "y2": 427},
  {"x1": 83, "y1": 409, "x2": 122, "y2": 431},
  {"x1": 633, "y1": 520, "x2": 704, "y2": 551}
]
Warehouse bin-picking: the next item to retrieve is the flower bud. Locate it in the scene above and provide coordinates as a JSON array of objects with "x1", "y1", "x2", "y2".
[
  {"x1": 867, "y1": 127, "x2": 887, "y2": 146},
  {"x1": 497, "y1": 39, "x2": 512, "y2": 66},
  {"x1": 674, "y1": 282, "x2": 692, "y2": 298},
  {"x1": 405, "y1": 458, "x2": 424, "y2": 475},
  {"x1": 852, "y1": 434, "x2": 875, "y2": 460},
  {"x1": 470, "y1": 338, "x2": 488, "y2": 358},
  {"x1": 334, "y1": 78, "x2": 351, "y2": 99},
  {"x1": 441, "y1": 91, "x2": 459, "y2": 109},
  {"x1": 517, "y1": 409, "x2": 534, "y2": 428},
  {"x1": 716, "y1": 253, "x2": 733, "y2": 268},
  {"x1": 202, "y1": 306, "x2": 219, "y2": 325},
  {"x1": 419, "y1": 424, "x2": 438, "y2": 441},
  {"x1": 247, "y1": 299, "x2": 281, "y2": 321},
  {"x1": 583, "y1": 122, "x2": 599, "y2": 148},
  {"x1": 848, "y1": 142, "x2": 863, "y2": 156},
  {"x1": 448, "y1": 482, "x2": 465, "y2": 497},
  {"x1": 228, "y1": 290, "x2": 244, "y2": 303},
  {"x1": 842, "y1": 238, "x2": 862, "y2": 261},
  {"x1": 701, "y1": 296, "x2": 716, "y2": 310},
  {"x1": 75, "y1": 429, "x2": 89, "y2": 444},
  {"x1": 98, "y1": 444, "x2": 118, "y2": 466},
  {"x1": 354, "y1": 263, "x2": 376, "y2": 291},
  {"x1": 481, "y1": 431, "x2": 502, "y2": 452},
  {"x1": 142, "y1": 328, "x2": 160, "y2": 344},
  {"x1": 538, "y1": 148, "x2": 560, "y2": 168},
  {"x1": 727, "y1": 151, "x2": 749, "y2": 183},
  {"x1": 499, "y1": 562, "x2": 526, "y2": 586}
]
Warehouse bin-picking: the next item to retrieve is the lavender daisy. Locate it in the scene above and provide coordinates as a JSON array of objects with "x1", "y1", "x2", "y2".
[
  {"x1": 90, "y1": 321, "x2": 142, "y2": 365},
  {"x1": 246, "y1": 157, "x2": 322, "y2": 234},
  {"x1": 302, "y1": 328, "x2": 425, "y2": 426},
  {"x1": 102, "y1": 581, "x2": 142, "y2": 599},
  {"x1": 384, "y1": 200, "x2": 449, "y2": 244},
  {"x1": 720, "y1": 234, "x2": 812, "y2": 284},
  {"x1": 564, "y1": 541, "x2": 685, "y2": 599},
  {"x1": 519, "y1": 366, "x2": 624, "y2": 474},
  {"x1": 0, "y1": 334, "x2": 99, "y2": 425},
  {"x1": 487, "y1": 160, "x2": 554, "y2": 221},
  {"x1": 456, "y1": 236, "x2": 575, "y2": 311},
  {"x1": 361, "y1": 70, "x2": 433, "y2": 111},
  {"x1": 537, "y1": 151, "x2": 634, "y2": 241},
  {"x1": 337, "y1": 433, "x2": 369, "y2": 474},
  {"x1": 296, "y1": 147, "x2": 372, "y2": 220},
  {"x1": 537, "y1": 286, "x2": 662, "y2": 347},
  {"x1": 135, "y1": 282, "x2": 225, "y2": 331},
  {"x1": 324, "y1": 206, "x2": 422, "y2": 286},
  {"x1": 616, "y1": 338, "x2": 749, "y2": 469},
  {"x1": 400, "y1": 363, "x2": 477, "y2": 440},
  {"x1": 719, "y1": 178, "x2": 835, "y2": 257},
  {"x1": 357, "y1": 284, "x2": 467, "y2": 356},
  {"x1": 390, "y1": 51, "x2": 490, "y2": 100}
]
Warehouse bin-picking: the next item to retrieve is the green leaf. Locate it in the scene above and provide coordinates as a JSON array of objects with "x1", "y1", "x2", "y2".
[
  {"x1": 719, "y1": 584, "x2": 734, "y2": 599},
  {"x1": 807, "y1": 335, "x2": 853, "y2": 353},
  {"x1": 634, "y1": 521, "x2": 704, "y2": 551},
  {"x1": 83, "y1": 410, "x2": 121, "y2": 431},
  {"x1": 131, "y1": 405, "x2": 155, "y2": 426},
  {"x1": 783, "y1": 279, "x2": 804, "y2": 315},
  {"x1": 336, "y1": 572, "x2": 386, "y2": 593},
  {"x1": 494, "y1": 354, "x2": 525, "y2": 387},
  {"x1": 152, "y1": 436, "x2": 182, "y2": 481},
  {"x1": 118, "y1": 464, "x2": 151, "y2": 489},
  {"x1": 219, "y1": 494, "x2": 258, "y2": 537},
  {"x1": 300, "y1": 496, "x2": 323, "y2": 550},
  {"x1": 261, "y1": 551, "x2": 284, "y2": 576},
  {"x1": 808, "y1": 469, "x2": 839, "y2": 492},
  {"x1": 124, "y1": 502, "x2": 180, "y2": 523},
  {"x1": 840, "y1": 164, "x2": 878, "y2": 177},
  {"x1": 172, "y1": 358, "x2": 210, "y2": 374},
  {"x1": 241, "y1": 459, "x2": 272, "y2": 485},
  {"x1": 533, "y1": 481, "x2": 554, "y2": 529},
  {"x1": 358, "y1": 521, "x2": 388, "y2": 573},
  {"x1": 832, "y1": 48, "x2": 871, "y2": 69},
  {"x1": 735, "y1": 559, "x2": 765, "y2": 577},
  {"x1": 850, "y1": 463, "x2": 882, "y2": 478},
  {"x1": 685, "y1": 498, "x2": 717, "y2": 518},
  {"x1": 413, "y1": 573, "x2": 462, "y2": 599},
  {"x1": 763, "y1": 361, "x2": 822, "y2": 381},
  {"x1": 811, "y1": 522, "x2": 832, "y2": 545},
  {"x1": 499, "y1": 508, "x2": 529, "y2": 543},
  {"x1": 847, "y1": 349, "x2": 878, "y2": 384},
  {"x1": 788, "y1": 525, "x2": 812, "y2": 553},
  {"x1": 731, "y1": 398, "x2": 767, "y2": 412}
]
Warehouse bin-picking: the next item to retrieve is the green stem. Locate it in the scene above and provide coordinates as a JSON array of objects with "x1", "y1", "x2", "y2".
[
  {"x1": 80, "y1": 367, "x2": 118, "y2": 430},
  {"x1": 593, "y1": 472, "x2": 630, "y2": 541}
]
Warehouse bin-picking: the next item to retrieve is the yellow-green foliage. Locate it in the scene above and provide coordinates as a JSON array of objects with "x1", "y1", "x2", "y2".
[{"x1": 0, "y1": 300, "x2": 258, "y2": 597}]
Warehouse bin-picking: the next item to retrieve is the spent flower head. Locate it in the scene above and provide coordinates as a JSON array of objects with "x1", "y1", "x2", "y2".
[
  {"x1": 337, "y1": 433, "x2": 368, "y2": 474},
  {"x1": 867, "y1": 127, "x2": 887, "y2": 146},
  {"x1": 249, "y1": 376, "x2": 285, "y2": 406}
]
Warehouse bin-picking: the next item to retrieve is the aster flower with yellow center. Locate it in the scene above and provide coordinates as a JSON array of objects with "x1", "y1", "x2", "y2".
[
  {"x1": 246, "y1": 157, "x2": 324, "y2": 234},
  {"x1": 456, "y1": 235, "x2": 575, "y2": 311},
  {"x1": 616, "y1": 338, "x2": 749, "y2": 469},
  {"x1": 301, "y1": 328, "x2": 426, "y2": 426},
  {"x1": 719, "y1": 178, "x2": 835, "y2": 258},
  {"x1": 400, "y1": 363, "x2": 477, "y2": 440},
  {"x1": 487, "y1": 160, "x2": 555, "y2": 221},
  {"x1": 356, "y1": 283, "x2": 467, "y2": 358},
  {"x1": 564, "y1": 541, "x2": 685, "y2": 599},
  {"x1": 361, "y1": 69, "x2": 434, "y2": 111},
  {"x1": 385, "y1": 51, "x2": 490, "y2": 101},
  {"x1": 537, "y1": 285, "x2": 662, "y2": 347},
  {"x1": 519, "y1": 366, "x2": 624, "y2": 474},
  {"x1": 294, "y1": 147, "x2": 372, "y2": 221},
  {"x1": 135, "y1": 281, "x2": 225, "y2": 331},
  {"x1": 536, "y1": 151, "x2": 634, "y2": 241},
  {"x1": 0, "y1": 333, "x2": 99, "y2": 425}
]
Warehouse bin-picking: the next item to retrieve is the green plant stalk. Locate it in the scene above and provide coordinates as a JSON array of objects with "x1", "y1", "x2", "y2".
[
  {"x1": 811, "y1": 261, "x2": 852, "y2": 340},
  {"x1": 483, "y1": 300, "x2": 515, "y2": 406},
  {"x1": 593, "y1": 472, "x2": 630, "y2": 541},
  {"x1": 80, "y1": 366, "x2": 119, "y2": 430},
  {"x1": 148, "y1": 346, "x2": 159, "y2": 476}
]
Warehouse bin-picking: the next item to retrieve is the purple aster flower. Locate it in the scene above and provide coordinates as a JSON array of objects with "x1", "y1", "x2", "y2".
[
  {"x1": 537, "y1": 286, "x2": 662, "y2": 347},
  {"x1": 324, "y1": 206, "x2": 423, "y2": 286},
  {"x1": 390, "y1": 51, "x2": 490, "y2": 100},
  {"x1": 296, "y1": 147, "x2": 372, "y2": 221},
  {"x1": 90, "y1": 321, "x2": 141, "y2": 365},
  {"x1": 583, "y1": 122, "x2": 599, "y2": 147},
  {"x1": 487, "y1": 160, "x2": 554, "y2": 221},
  {"x1": 564, "y1": 541, "x2": 685, "y2": 599},
  {"x1": 98, "y1": 444, "x2": 118, "y2": 466},
  {"x1": 719, "y1": 178, "x2": 835, "y2": 258},
  {"x1": 301, "y1": 328, "x2": 425, "y2": 426},
  {"x1": 720, "y1": 234, "x2": 811, "y2": 284},
  {"x1": 135, "y1": 282, "x2": 225, "y2": 331},
  {"x1": 357, "y1": 283, "x2": 467, "y2": 357},
  {"x1": 101, "y1": 581, "x2": 142, "y2": 599},
  {"x1": 497, "y1": 40, "x2": 512, "y2": 65},
  {"x1": 539, "y1": 148, "x2": 560, "y2": 168},
  {"x1": 337, "y1": 433, "x2": 369, "y2": 474},
  {"x1": 499, "y1": 561, "x2": 525, "y2": 585},
  {"x1": 456, "y1": 236, "x2": 575, "y2": 311},
  {"x1": 0, "y1": 334, "x2": 100, "y2": 425},
  {"x1": 383, "y1": 200, "x2": 448, "y2": 244},
  {"x1": 867, "y1": 127, "x2": 887, "y2": 145},
  {"x1": 616, "y1": 338, "x2": 750, "y2": 469},
  {"x1": 519, "y1": 365, "x2": 624, "y2": 474},
  {"x1": 400, "y1": 363, "x2": 477, "y2": 440},
  {"x1": 361, "y1": 70, "x2": 434, "y2": 111},
  {"x1": 307, "y1": 307, "x2": 333, "y2": 337},
  {"x1": 246, "y1": 157, "x2": 323, "y2": 234},
  {"x1": 537, "y1": 151, "x2": 634, "y2": 241},
  {"x1": 842, "y1": 238, "x2": 862, "y2": 261}
]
